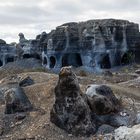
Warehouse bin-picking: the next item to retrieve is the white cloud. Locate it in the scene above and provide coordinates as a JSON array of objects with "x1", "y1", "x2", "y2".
[{"x1": 0, "y1": 0, "x2": 139, "y2": 43}]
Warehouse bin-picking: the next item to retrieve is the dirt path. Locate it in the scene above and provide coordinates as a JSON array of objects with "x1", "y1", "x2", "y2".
[{"x1": 109, "y1": 84, "x2": 140, "y2": 101}]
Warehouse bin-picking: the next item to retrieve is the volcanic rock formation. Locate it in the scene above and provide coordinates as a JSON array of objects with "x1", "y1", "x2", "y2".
[
  {"x1": 50, "y1": 66, "x2": 96, "y2": 136},
  {"x1": 1, "y1": 19, "x2": 140, "y2": 71},
  {"x1": 85, "y1": 84, "x2": 120, "y2": 115},
  {"x1": 42, "y1": 19, "x2": 140, "y2": 70},
  {"x1": 51, "y1": 67, "x2": 139, "y2": 136}
]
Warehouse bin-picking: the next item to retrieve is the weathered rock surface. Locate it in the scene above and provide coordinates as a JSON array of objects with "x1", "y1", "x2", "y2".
[
  {"x1": 0, "y1": 39, "x2": 6, "y2": 45},
  {"x1": 42, "y1": 19, "x2": 140, "y2": 70},
  {"x1": 50, "y1": 67, "x2": 96, "y2": 136},
  {"x1": 4, "y1": 87, "x2": 32, "y2": 114},
  {"x1": 85, "y1": 84, "x2": 120, "y2": 114},
  {"x1": 1, "y1": 19, "x2": 140, "y2": 72},
  {"x1": 50, "y1": 67, "x2": 139, "y2": 136},
  {"x1": 19, "y1": 76, "x2": 34, "y2": 87},
  {"x1": 114, "y1": 124, "x2": 140, "y2": 140}
]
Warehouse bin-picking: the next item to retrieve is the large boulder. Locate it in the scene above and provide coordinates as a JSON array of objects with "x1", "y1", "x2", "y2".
[
  {"x1": 114, "y1": 124, "x2": 140, "y2": 140},
  {"x1": 50, "y1": 67, "x2": 96, "y2": 136},
  {"x1": 4, "y1": 87, "x2": 32, "y2": 114},
  {"x1": 85, "y1": 84, "x2": 120, "y2": 115}
]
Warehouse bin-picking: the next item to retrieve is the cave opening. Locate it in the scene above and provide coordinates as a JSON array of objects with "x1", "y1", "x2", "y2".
[
  {"x1": 100, "y1": 54, "x2": 111, "y2": 69},
  {"x1": 23, "y1": 54, "x2": 31, "y2": 59},
  {"x1": 50, "y1": 56, "x2": 56, "y2": 68},
  {"x1": 0, "y1": 60, "x2": 3, "y2": 67},
  {"x1": 33, "y1": 54, "x2": 41, "y2": 60},
  {"x1": 121, "y1": 51, "x2": 134, "y2": 65},
  {"x1": 43, "y1": 57, "x2": 47, "y2": 65},
  {"x1": 62, "y1": 53, "x2": 83, "y2": 67},
  {"x1": 7, "y1": 57, "x2": 14, "y2": 63}
]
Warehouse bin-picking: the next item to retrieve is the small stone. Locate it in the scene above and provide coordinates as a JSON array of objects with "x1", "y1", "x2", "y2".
[
  {"x1": 19, "y1": 76, "x2": 34, "y2": 87},
  {"x1": 68, "y1": 134, "x2": 73, "y2": 137},
  {"x1": 15, "y1": 113, "x2": 26, "y2": 121},
  {"x1": 135, "y1": 69, "x2": 140, "y2": 74}
]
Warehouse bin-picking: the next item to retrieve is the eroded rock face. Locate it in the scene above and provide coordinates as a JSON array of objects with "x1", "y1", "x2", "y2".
[
  {"x1": 42, "y1": 19, "x2": 140, "y2": 70},
  {"x1": 50, "y1": 67, "x2": 96, "y2": 136},
  {"x1": 86, "y1": 85, "x2": 120, "y2": 114}
]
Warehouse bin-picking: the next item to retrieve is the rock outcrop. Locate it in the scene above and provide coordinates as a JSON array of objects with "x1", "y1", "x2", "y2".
[
  {"x1": 50, "y1": 67, "x2": 96, "y2": 136},
  {"x1": 1, "y1": 19, "x2": 140, "y2": 71},
  {"x1": 0, "y1": 41, "x2": 17, "y2": 67},
  {"x1": 42, "y1": 19, "x2": 140, "y2": 70},
  {"x1": 85, "y1": 84, "x2": 120, "y2": 114},
  {"x1": 4, "y1": 87, "x2": 32, "y2": 114},
  {"x1": 50, "y1": 67, "x2": 139, "y2": 136},
  {"x1": 0, "y1": 32, "x2": 43, "y2": 68}
]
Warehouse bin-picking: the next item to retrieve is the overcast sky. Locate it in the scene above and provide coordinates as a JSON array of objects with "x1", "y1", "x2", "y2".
[{"x1": 0, "y1": 0, "x2": 140, "y2": 43}]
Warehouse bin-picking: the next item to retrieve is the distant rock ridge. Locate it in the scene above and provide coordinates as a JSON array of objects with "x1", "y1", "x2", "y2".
[
  {"x1": 42, "y1": 19, "x2": 140, "y2": 71},
  {"x1": 0, "y1": 19, "x2": 140, "y2": 71}
]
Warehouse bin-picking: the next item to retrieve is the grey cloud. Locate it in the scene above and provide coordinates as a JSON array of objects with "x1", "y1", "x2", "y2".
[{"x1": 0, "y1": 0, "x2": 140, "y2": 43}]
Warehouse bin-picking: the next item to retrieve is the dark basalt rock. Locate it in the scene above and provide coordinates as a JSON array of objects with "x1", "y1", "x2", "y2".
[
  {"x1": 0, "y1": 39, "x2": 6, "y2": 45},
  {"x1": 103, "y1": 70, "x2": 113, "y2": 77},
  {"x1": 4, "y1": 87, "x2": 32, "y2": 114},
  {"x1": 50, "y1": 67, "x2": 138, "y2": 136},
  {"x1": 86, "y1": 85, "x2": 120, "y2": 115},
  {"x1": 19, "y1": 76, "x2": 34, "y2": 87},
  {"x1": 50, "y1": 67, "x2": 96, "y2": 136}
]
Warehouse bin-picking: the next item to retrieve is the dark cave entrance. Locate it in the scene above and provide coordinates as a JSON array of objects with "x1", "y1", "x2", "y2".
[
  {"x1": 121, "y1": 51, "x2": 134, "y2": 65},
  {"x1": 23, "y1": 54, "x2": 31, "y2": 59},
  {"x1": 50, "y1": 56, "x2": 56, "y2": 68},
  {"x1": 23, "y1": 53, "x2": 41, "y2": 60},
  {"x1": 7, "y1": 57, "x2": 14, "y2": 63},
  {"x1": 100, "y1": 54, "x2": 111, "y2": 69},
  {"x1": 0, "y1": 60, "x2": 3, "y2": 67},
  {"x1": 62, "y1": 53, "x2": 83, "y2": 67},
  {"x1": 33, "y1": 54, "x2": 41, "y2": 60},
  {"x1": 43, "y1": 57, "x2": 47, "y2": 65}
]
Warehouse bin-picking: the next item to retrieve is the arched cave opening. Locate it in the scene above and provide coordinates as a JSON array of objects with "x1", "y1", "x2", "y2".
[
  {"x1": 43, "y1": 57, "x2": 47, "y2": 65},
  {"x1": 50, "y1": 56, "x2": 56, "y2": 68},
  {"x1": 33, "y1": 54, "x2": 41, "y2": 60},
  {"x1": 23, "y1": 54, "x2": 31, "y2": 59},
  {"x1": 100, "y1": 54, "x2": 111, "y2": 69},
  {"x1": 0, "y1": 60, "x2": 3, "y2": 67},
  {"x1": 7, "y1": 57, "x2": 14, "y2": 63},
  {"x1": 121, "y1": 51, "x2": 134, "y2": 65},
  {"x1": 62, "y1": 53, "x2": 83, "y2": 67}
]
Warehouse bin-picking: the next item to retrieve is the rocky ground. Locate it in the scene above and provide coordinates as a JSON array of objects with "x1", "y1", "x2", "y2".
[{"x1": 0, "y1": 59, "x2": 140, "y2": 139}]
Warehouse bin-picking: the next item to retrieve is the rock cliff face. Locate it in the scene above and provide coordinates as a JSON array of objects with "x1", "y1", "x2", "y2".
[
  {"x1": 42, "y1": 19, "x2": 140, "y2": 70},
  {"x1": 0, "y1": 19, "x2": 140, "y2": 71},
  {"x1": 0, "y1": 41, "x2": 17, "y2": 67},
  {"x1": 0, "y1": 32, "x2": 44, "y2": 67}
]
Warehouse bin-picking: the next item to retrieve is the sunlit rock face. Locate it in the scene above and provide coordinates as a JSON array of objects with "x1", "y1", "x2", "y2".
[{"x1": 42, "y1": 19, "x2": 140, "y2": 70}]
